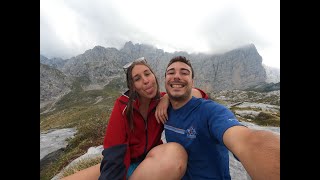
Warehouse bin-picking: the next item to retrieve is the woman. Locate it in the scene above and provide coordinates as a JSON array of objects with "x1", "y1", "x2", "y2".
[{"x1": 62, "y1": 57, "x2": 207, "y2": 180}]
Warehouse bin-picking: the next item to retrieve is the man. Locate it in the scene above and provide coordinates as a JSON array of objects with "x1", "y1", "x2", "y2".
[{"x1": 164, "y1": 56, "x2": 280, "y2": 180}]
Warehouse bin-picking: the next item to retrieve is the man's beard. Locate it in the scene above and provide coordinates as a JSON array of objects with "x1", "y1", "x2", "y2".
[{"x1": 167, "y1": 88, "x2": 192, "y2": 102}]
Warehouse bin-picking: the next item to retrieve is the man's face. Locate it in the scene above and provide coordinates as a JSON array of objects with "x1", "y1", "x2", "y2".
[{"x1": 165, "y1": 61, "x2": 194, "y2": 102}]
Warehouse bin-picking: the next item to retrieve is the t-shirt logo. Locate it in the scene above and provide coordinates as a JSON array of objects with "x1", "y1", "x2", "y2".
[{"x1": 186, "y1": 126, "x2": 197, "y2": 139}]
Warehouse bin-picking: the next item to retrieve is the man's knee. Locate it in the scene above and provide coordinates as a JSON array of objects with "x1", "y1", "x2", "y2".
[
  {"x1": 146, "y1": 142, "x2": 188, "y2": 177},
  {"x1": 165, "y1": 142, "x2": 188, "y2": 174},
  {"x1": 148, "y1": 142, "x2": 187, "y2": 158},
  {"x1": 164, "y1": 142, "x2": 188, "y2": 161}
]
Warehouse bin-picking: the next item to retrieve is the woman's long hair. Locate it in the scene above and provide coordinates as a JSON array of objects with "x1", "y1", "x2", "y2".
[{"x1": 125, "y1": 60, "x2": 160, "y2": 130}]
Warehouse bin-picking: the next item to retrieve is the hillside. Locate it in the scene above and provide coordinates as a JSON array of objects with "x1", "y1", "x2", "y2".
[
  {"x1": 40, "y1": 77, "x2": 125, "y2": 180},
  {"x1": 40, "y1": 87, "x2": 279, "y2": 180},
  {"x1": 40, "y1": 42, "x2": 280, "y2": 180}
]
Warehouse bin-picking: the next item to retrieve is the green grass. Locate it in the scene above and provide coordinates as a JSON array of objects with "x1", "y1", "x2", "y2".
[
  {"x1": 254, "y1": 112, "x2": 280, "y2": 127},
  {"x1": 40, "y1": 77, "x2": 125, "y2": 180},
  {"x1": 232, "y1": 108, "x2": 280, "y2": 127}
]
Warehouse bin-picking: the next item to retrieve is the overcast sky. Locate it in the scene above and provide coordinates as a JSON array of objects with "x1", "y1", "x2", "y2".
[{"x1": 40, "y1": 0, "x2": 280, "y2": 68}]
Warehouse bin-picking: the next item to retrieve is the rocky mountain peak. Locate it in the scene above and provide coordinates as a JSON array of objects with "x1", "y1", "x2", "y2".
[{"x1": 40, "y1": 42, "x2": 279, "y2": 107}]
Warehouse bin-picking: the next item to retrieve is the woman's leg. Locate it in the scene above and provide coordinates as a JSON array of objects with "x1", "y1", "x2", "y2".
[
  {"x1": 61, "y1": 163, "x2": 100, "y2": 180},
  {"x1": 129, "y1": 142, "x2": 188, "y2": 180}
]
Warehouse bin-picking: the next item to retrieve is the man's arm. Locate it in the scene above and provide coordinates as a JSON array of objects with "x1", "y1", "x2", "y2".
[{"x1": 223, "y1": 126, "x2": 280, "y2": 180}]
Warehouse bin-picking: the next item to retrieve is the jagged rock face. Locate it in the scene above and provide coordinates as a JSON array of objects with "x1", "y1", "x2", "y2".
[
  {"x1": 61, "y1": 46, "x2": 123, "y2": 77},
  {"x1": 40, "y1": 42, "x2": 276, "y2": 106},
  {"x1": 118, "y1": 43, "x2": 267, "y2": 92},
  {"x1": 40, "y1": 63, "x2": 72, "y2": 107},
  {"x1": 40, "y1": 55, "x2": 67, "y2": 70},
  {"x1": 192, "y1": 44, "x2": 267, "y2": 92},
  {"x1": 121, "y1": 41, "x2": 166, "y2": 60},
  {"x1": 60, "y1": 46, "x2": 128, "y2": 90}
]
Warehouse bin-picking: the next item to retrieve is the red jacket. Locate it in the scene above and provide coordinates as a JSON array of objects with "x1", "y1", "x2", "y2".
[{"x1": 99, "y1": 89, "x2": 208, "y2": 180}]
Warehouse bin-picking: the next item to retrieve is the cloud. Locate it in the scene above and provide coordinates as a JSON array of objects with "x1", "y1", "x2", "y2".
[{"x1": 40, "y1": 0, "x2": 279, "y2": 68}]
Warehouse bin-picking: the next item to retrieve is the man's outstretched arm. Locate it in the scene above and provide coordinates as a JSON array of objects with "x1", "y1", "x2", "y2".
[{"x1": 223, "y1": 126, "x2": 280, "y2": 180}]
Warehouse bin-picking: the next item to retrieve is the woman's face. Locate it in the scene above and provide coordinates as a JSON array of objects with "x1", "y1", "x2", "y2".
[{"x1": 131, "y1": 64, "x2": 158, "y2": 99}]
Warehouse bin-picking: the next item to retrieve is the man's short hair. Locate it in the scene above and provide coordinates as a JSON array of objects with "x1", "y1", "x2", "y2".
[{"x1": 166, "y1": 56, "x2": 194, "y2": 79}]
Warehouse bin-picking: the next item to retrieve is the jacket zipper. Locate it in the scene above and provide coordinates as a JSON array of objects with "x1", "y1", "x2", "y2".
[
  {"x1": 143, "y1": 118, "x2": 148, "y2": 155},
  {"x1": 143, "y1": 104, "x2": 157, "y2": 156},
  {"x1": 134, "y1": 101, "x2": 157, "y2": 158}
]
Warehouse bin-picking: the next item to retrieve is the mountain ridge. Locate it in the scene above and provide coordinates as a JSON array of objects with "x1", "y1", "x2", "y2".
[{"x1": 40, "y1": 42, "x2": 279, "y2": 109}]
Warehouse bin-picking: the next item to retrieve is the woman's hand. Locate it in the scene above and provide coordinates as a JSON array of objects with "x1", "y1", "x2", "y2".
[{"x1": 155, "y1": 94, "x2": 169, "y2": 124}]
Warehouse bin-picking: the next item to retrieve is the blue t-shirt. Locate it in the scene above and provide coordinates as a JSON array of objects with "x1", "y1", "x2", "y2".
[{"x1": 165, "y1": 97, "x2": 244, "y2": 180}]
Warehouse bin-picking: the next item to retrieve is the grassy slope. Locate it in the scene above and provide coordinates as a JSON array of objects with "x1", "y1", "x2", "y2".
[{"x1": 40, "y1": 77, "x2": 124, "y2": 180}]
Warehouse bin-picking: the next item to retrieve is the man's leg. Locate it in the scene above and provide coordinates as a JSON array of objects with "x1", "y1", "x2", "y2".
[{"x1": 129, "y1": 142, "x2": 188, "y2": 180}]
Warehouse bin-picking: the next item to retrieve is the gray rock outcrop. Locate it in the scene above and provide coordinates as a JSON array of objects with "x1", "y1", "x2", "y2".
[{"x1": 40, "y1": 63, "x2": 72, "y2": 109}]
